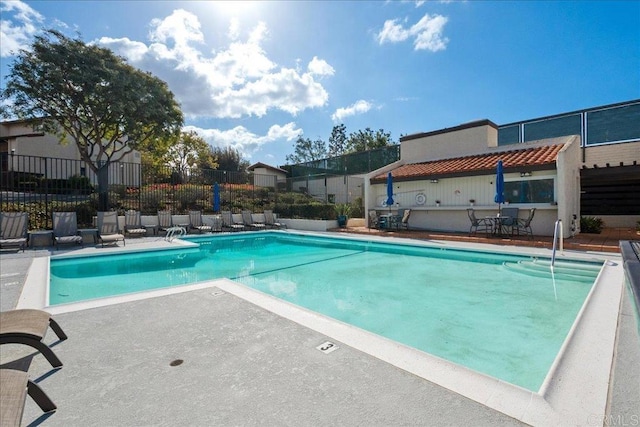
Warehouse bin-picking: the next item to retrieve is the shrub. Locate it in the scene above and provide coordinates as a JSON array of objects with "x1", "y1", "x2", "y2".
[{"x1": 580, "y1": 216, "x2": 604, "y2": 234}]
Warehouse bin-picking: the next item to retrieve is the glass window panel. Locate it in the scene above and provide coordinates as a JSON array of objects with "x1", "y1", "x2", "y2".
[
  {"x1": 498, "y1": 125, "x2": 520, "y2": 145},
  {"x1": 586, "y1": 103, "x2": 640, "y2": 145},
  {"x1": 504, "y1": 179, "x2": 554, "y2": 204},
  {"x1": 523, "y1": 114, "x2": 582, "y2": 142}
]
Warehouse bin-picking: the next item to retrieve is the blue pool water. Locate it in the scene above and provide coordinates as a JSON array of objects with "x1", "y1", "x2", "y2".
[{"x1": 49, "y1": 232, "x2": 601, "y2": 391}]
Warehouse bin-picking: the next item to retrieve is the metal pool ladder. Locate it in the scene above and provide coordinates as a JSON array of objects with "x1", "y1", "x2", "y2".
[
  {"x1": 165, "y1": 226, "x2": 187, "y2": 242},
  {"x1": 551, "y1": 219, "x2": 563, "y2": 268}
]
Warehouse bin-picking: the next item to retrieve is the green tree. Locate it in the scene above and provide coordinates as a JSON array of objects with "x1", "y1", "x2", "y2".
[
  {"x1": 328, "y1": 124, "x2": 348, "y2": 157},
  {"x1": 212, "y1": 146, "x2": 249, "y2": 172},
  {"x1": 165, "y1": 131, "x2": 217, "y2": 182},
  {"x1": 1, "y1": 30, "x2": 183, "y2": 209},
  {"x1": 346, "y1": 128, "x2": 394, "y2": 153},
  {"x1": 285, "y1": 136, "x2": 328, "y2": 164}
]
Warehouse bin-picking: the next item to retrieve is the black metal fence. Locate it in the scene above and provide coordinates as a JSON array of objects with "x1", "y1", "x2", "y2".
[{"x1": 0, "y1": 153, "x2": 364, "y2": 229}]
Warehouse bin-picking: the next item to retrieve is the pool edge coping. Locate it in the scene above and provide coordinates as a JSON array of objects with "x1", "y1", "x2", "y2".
[{"x1": 18, "y1": 230, "x2": 624, "y2": 425}]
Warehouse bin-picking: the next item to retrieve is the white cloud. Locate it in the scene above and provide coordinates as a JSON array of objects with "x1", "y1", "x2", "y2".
[
  {"x1": 331, "y1": 100, "x2": 373, "y2": 122},
  {"x1": 0, "y1": 0, "x2": 44, "y2": 57},
  {"x1": 98, "y1": 9, "x2": 332, "y2": 120},
  {"x1": 183, "y1": 122, "x2": 302, "y2": 159},
  {"x1": 308, "y1": 56, "x2": 335, "y2": 76},
  {"x1": 376, "y1": 13, "x2": 449, "y2": 52},
  {"x1": 228, "y1": 17, "x2": 240, "y2": 41}
]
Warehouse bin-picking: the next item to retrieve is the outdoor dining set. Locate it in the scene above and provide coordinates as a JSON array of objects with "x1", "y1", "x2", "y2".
[{"x1": 467, "y1": 207, "x2": 536, "y2": 239}]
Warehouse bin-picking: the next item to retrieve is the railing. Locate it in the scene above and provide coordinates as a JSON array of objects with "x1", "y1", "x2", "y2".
[
  {"x1": 164, "y1": 226, "x2": 187, "y2": 242},
  {"x1": 551, "y1": 219, "x2": 563, "y2": 268}
]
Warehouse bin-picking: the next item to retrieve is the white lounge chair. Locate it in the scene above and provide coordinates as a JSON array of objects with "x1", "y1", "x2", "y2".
[{"x1": 97, "y1": 211, "x2": 125, "y2": 247}]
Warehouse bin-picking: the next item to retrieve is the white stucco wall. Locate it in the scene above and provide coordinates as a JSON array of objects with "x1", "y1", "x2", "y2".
[{"x1": 401, "y1": 121, "x2": 499, "y2": 163}]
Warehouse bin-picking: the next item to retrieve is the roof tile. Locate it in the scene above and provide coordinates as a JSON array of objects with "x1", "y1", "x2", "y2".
[{"x1": 372, "y1": 144, "x2": 564, "y2": 182}]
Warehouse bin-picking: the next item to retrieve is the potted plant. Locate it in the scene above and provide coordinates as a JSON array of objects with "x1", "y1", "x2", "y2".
[
  {"x1": 469, "y1": 199, "x2": 475, "y2": 206},
  {"x1": 435, "y1": 200, "x2": 441, "y2": 207},
  {"x1": 334, "y1": 203, "x2": 351, "y2": 228}
]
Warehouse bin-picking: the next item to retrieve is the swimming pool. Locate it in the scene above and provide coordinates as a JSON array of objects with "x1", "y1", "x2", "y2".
[{"x1": 49, "y1": 232, "x2": 601, "y2": 391}]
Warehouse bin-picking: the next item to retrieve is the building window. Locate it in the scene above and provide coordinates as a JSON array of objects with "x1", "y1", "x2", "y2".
[
  {"x1": 585, "y1": 102, "x2": 640, "y2": 145},
  {"x1": 504, "y1": 178, "x2": 554, "y2": 204}
]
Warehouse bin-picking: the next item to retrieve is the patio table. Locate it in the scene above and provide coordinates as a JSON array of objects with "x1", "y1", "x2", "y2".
[{"x1": 485, "y1": 215, "x2": 511, "y2": 237}]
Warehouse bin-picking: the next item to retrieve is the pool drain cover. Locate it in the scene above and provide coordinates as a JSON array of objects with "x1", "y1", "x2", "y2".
[{"x1": 169, "y1": 359, "x2": 184, "y2": 366}]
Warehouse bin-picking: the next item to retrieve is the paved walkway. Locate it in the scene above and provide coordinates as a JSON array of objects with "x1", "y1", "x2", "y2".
[{"x1": 332, "y1": 226, "x2": 638, "y2": 253}]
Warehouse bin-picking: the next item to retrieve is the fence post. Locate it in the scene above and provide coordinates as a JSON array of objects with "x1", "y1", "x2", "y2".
[
  {"x1": 43, "y1": 158, "x2": 49, "y2": 226},
  {"x1": 97, "y1": 161, "x2": 109, "y2": 211}
]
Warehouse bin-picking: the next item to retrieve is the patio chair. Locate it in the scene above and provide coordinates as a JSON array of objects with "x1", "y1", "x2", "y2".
[
  {"x1": 0, "y1": 368, "x2": 57, "y2": 426},
  {"x1": 124, "y1": 210, "x2": 147, "y2": 237},
  {"x1": 0, "y1": 309, "x2": 68, "y2": 369},
  {"x1": 241, "y1": 210, "x2": 266, "y2": 231},
  {"x1": 467, "y1": 209, "x2": 492, "y2": 237},
  {"x1": 157, "y1": 210, "x2": 173, "y2": 234},
  {"x1": 221, "y1": 211, "x2": 244, "y2": 232},
  {"x1": 264, "y1": 210, "x2": 286, "y2": 229},
  {"x1": 499, "y1": 207, "x2": 520, "y2": 237},
  {"x1": 52, "y1": 212, "x2": 83, "y2": 249},
  {"x1": 368, "y1": 210, "x2": 379, "y2": 229},
  {"x1": 189, "y1": 211, "x2": 213, "y2": 234},
  {"x1": 513, "y1": 208, "x2": 536, "y2": 239},
  {"x1": 397, "y1": 209, "x2": 411, "y2": 230},
  {"x1": 97, "y1": 211, "x2": 125, "y2": 247},
  {"x1": 0, "y1": 212, "x2": 29, "y2": 252}
]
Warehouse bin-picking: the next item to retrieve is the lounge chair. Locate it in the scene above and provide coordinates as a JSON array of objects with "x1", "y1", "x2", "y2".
[
  {"x1": 514, "y1": 208, "x2": 536, "y2": 239},
  {"x1": 221, "y1": 211, "x2": 244, "y2": 232},
  {"x1": 0, "y1": 368, "x2": 57, "y2": 426},
  {"x1": 97, "y1": 211, "x2": 126, "y2": 247},
  {"x1": 263, "y1": 210, "x2": 286, "y2": 229},
  {"x1": 157, "y1": 210, "x2": 174, "y2": 234},
  {"x1": 467, "y1": 209, "x2": 492, "y2": 237},
  {"x1": 499, "y1": 207, "x2": 520, "y2": 237},
  {"x1": 124, "y1": 210, "x2": 147, "y2": 237},
  {"x1": 52, "y1": 212, "x2": 83, "y2": 249},
  {"x1": 0, "y1": 212, "x2": 29, "y2": 252},
  {"x1": 241, "y1": 210, "x2": 266, "y2": 231},
  {"x1": 0, "y1": 309, "x2": 68, "y2": 368},
  {"x1": 189, "y1": 211, "x2": 213, "y2": 234}
]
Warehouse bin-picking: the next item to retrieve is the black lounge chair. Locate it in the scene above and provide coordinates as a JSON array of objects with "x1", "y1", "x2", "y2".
[
  {"x1": 52, "y1": 212, "x2": 83, "y2": 249},
  {"x1": 241, "y1": 210, "x2": 266, "y2": 231},
  {"x1": 97, "y1": 211, "x2": 126, "y2": 247},
  {"x1": 0, "y1": 212, "x2": 29, "y2": 252},
  {"x1": 189, "y1": 211, "x2": 213, "y2": 234},
  {"x1": 0, "y1": 309, "x2": 68, "y2": 368},
  {"x1": 221, "y1": 211, "x2": 244, "y2": 232},
  {"x1": 0, "y1": 368, "x2": 57, "y2": 426},
  {"x1": 124, "y1": 210, "x2": 148, "y2": 237},
  {"x1": 264, "y1": 210, "x2": 286, "y2": 229}
]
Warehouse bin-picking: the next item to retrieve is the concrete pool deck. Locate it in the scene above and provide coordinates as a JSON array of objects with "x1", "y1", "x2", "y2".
[{"x1": 1, "y1": 232, "x2": 638, "y2": 426}]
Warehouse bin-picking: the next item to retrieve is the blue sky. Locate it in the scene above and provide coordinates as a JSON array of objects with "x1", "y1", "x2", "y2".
[{"x1": 1, "y1": 1, "x2": 639, "y2": 168}]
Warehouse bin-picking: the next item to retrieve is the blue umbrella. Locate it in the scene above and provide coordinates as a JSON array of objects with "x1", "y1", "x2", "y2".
[
  {"x1": 213, "y1": 182, "x2": 220, "y2": 212},
  {"x1": 494, "y1": 160, "x2": 505, "y2": 210},
  {"x1": 386, "y1": 172, "x2": 394, "y2": 207}
]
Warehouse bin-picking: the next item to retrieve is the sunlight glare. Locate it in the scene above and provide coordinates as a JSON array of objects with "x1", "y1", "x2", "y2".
[{"x1": 211, "y1": 1, "x2": 261, "y2": 17}]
